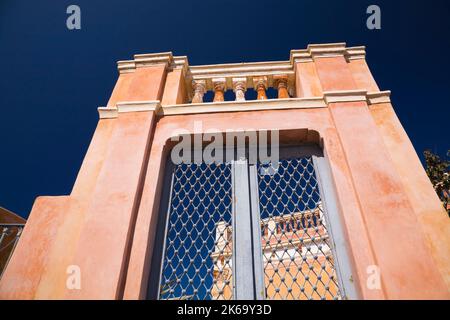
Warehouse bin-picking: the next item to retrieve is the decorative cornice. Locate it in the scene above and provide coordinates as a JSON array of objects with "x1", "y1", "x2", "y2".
[
  {"x1": 117, "y1": 60, "x2": 136, "y2": 74},
  {"x1": 290, "y1": 49, "x2": 314, "y2": 64},
  {"x1": 308, "y1": 43, "x2": 347, "y2": 59},
  {"x1": 160, "y1": 97, "x2": 327, "y2": 116},
  {"x1": 116, "y1": 101, "x2": 161, "y2": 113},
  {"x1": 323, "y1": 90, "x2": 391, "y2": 105},
  {"x1": 98, "y1": 107, "x2": 118, "y2": 119},
  {"x1": 114, "y1": 43, "x2": 373, "y2": 107},
  {"x1": 117, "y1": 52, "x2": 175, "y2": 74},
  {"x1": 169, "y1": 56, "x2": 189, "y2": 76},
  {"x1": 289, "y1": 43, "x2": 348, "y2": 64},
  {"x1": 116, "y1": 43, "x2": 367, "y2": 81},
  {"x1": 134, "y1": 52, "x2": 173, "y2": 68},
  {"x1": 98, "y1": 89, "x2": 390, "y2": 119},
  {"x1": 366, "y1": 90, "x2": 391, "y2": 105},
  {"x1": 323, "y1": 90, "x2": 368, "y2": 104},
  {"x1": 290, "y1": 43, "x2": 366, "y2": 64},
  {"x1": 345, "y1": 46, "x2": 366, "y2": 61},
  {"x1": 98, "y1": 101, "x2": 161, "y2": 119}
]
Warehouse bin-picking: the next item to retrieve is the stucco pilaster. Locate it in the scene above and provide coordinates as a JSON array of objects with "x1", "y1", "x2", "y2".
[
  {"x1": 369, "y1": 102, "x2": 450, "y2": 289},
  {"x1": 314, "y1": 54, "x2": 449, "y2": 298}
]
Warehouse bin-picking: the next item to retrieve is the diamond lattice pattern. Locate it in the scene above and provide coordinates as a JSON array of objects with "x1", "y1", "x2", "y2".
[
  {"x1": 159, "y1": 163, "x2": 233, "y2": 300},
  {"x1": 258, "y1": 156, "x2": 342, "y2": 300}
]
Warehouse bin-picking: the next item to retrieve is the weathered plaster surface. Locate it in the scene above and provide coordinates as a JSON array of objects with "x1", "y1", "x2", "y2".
[{"x1": 1, "y1": 45, "x2": 449, "y2": 300}]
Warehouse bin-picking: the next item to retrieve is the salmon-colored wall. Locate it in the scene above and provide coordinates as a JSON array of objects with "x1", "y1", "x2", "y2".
[
  {"x1": 64, "y1": 64, "x2": 167, "y2": 299},
  {"x1": 0, "y1": 63, "x2": 167, "y2": 300},
  {"x1": 124, "y1": 108, "x2": 373, "y2": 299},
  {"x1": 347, "y1": 59, "x2": 379, "y2": 92},
  {"x1": 346, "y1": 55, "x2": 450, "y2": 290},
  {"x1": 1, "y1": 50, "x2": 449, "y2": 300},
  {"x1": 36, "y1": 119, "x2": 116, "y2": 299},
  {"x1": 107, "y1": 65, "x2": 167, "y2": 106},
  {"x1": 314, "y1": 55, "x2": 448, "y2": 298},
  {"x1": 65, "y1": 111, "x2": 157, "y2": 299},
  {"x1": 295, "y1": 62, "x2": 323, "y2": 97},
  {"x1": 0, "y1": 196, "x2": 70, "y2": 298},
  {"x1": 122, "y1": 107, "x2": 384, "y2": 299},
  {"x1": 369, "y1": 102, "x2": 450, "y2": 288},
  {"x1": 161, "y1": 68, "x2": 187, "y2": 105}
]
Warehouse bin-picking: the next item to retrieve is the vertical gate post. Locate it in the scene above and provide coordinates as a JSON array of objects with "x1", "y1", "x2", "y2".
[{"x1": 232, "y1": 158, "x2": 256, "y2": 299}]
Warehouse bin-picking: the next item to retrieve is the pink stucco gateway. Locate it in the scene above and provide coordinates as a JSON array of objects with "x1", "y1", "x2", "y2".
[{"x1": 0, "y1": 43, "x2": 449, "y2": 300}]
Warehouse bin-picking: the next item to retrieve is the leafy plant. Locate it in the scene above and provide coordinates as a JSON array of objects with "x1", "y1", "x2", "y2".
[{"x1": 424, "y1": 150, "x2": 450, "y2": 216}]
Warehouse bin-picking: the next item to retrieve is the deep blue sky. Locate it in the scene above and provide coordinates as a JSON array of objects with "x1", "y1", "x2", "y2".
[{"x1": 1, "y1": 1, "x2": 449, "y2": 218}]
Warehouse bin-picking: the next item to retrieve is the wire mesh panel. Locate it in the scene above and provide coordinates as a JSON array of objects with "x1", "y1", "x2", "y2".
[
  {"x1": 0, "y1": 224, "x2": 24, "y2": 278},
  {"x1": 257, "y1": 156, "x2": 342, "y2": 300},
  {"x1": 158, "y1": 162, "x2": 233, "y2": 300}
]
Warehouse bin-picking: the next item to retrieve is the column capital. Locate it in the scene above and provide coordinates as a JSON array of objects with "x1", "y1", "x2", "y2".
[
  {"x1": 253, "y1": 76, "x2": 268, "y2": 100},
  {"x1": 232, "y1": 77, "x2": 247, "y2": 101},
  {"x1": 212, "y1": 77, "x2": 227, "y2": 91},
  {"x1": 252, "y1": 76, "x2": 268, "y2": 89},
  {"x1": 192, "y1": 80, "x2": 207, "y2": 103},
  {"x1": 273, "y1": 74, "x2": 288, "y2": 87},
  {"x1": 252, "y1": 76, "x2": 267, "y2": 89},
  {"x1": 232, "y1": 77, "x2": 247, "y2": 89},
  {"x1": 192, "y1": 79, "x2": 206, "y2": 90},
  {"x1": 273, "y1": 74, "x2": 290, "y2": 99},
  {"x1": 212, "y1": 78, "x2": 226, "y2": 102}
]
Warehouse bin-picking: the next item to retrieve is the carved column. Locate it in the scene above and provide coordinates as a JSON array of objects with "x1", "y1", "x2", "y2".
[
  {"x1": 192, "y1": 80, "x2": 206, "y2": 103},
  {"x1": 288, "y1": 86, "x2": 295, "y2": 98},
  {"x1": 232, "y1": 78, "x2": 247, "y2": 101},
  {"x1": 273, "y1": 75, "x2": 289, "y2": 99},
  {"x1": 253, "y1": 76, "x2": 268, "y2": 100},
  {"x1": 212, "y1": 78, "x2": 226, "y2": 102}
]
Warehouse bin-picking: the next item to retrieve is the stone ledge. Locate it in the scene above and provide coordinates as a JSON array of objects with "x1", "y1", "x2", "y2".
[
  {"x1": 98, "y1": 107, "x2": 118, "y2": 119},
  {"x1": 323, "y1": 90, "x2": 391, "y2": 105},
  {"x1": 117, "y1": 52, "x2": 182, "y2": 74},
  {"x1": 366, "y1": 90, "x2": 391, "y2": 105},
  {"x1": 98, "y1": 90, "x2": 391, "y2": 119},
  {"x1": 323, "y1": 90, "x2": 368, "y2": 104},
  {"x1": 117, "y1": 101, "x2": 161, "y2": 113},
  {"x1": 290, "y1": 43, "x2": 366, "y2": 63},
  {"x1": 98, "y1": 101, "x2": 161, "y2": 119},
  {"x1": 116, "y1": 43, "x2": 367, "y2": 77},
  {"x1": 160, "y1": 97, "x2": 327, "y2": 116}
]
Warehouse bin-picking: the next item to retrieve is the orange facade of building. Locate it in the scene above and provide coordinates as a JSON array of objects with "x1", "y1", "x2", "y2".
[{"x1": 0, "y1": 43, "x2": 449, "y2": 300}]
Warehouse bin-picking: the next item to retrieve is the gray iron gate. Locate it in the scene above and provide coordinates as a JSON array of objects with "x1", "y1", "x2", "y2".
[{"x1": 148, "y1": 145, "x2": 356, "y2": 300}]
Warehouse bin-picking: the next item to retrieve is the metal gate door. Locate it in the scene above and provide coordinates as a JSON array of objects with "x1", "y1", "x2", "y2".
[
  {"x1": 155, "y1": 162, "x2": 234, "y2": 300},
  {"x1": 149, "y1": 145, "x2": 356, "y2": 300},
  {"x1": 254, "y1": 148, "x2": 343, "y2": 300}
]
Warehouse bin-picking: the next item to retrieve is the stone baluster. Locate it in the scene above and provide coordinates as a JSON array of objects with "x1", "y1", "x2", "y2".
[
  {"x1": 212, "y1": 78, "x2": 226, "y2": 102},
  {"x1": 192, "y1": 80, "x2": 206, "y2": 103},
  {"x1": 232, "y1": 78, "x2": 247, "y2": 102},
  {"x1": 253, "y1": 76, "x2": 268, "y2": 100},
  {"x1": 273, "y1": 75, "x2": 289, "y2": 99},
  {"x1": 288, "y1": 86, "x2": 295, "y2": 98}
]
